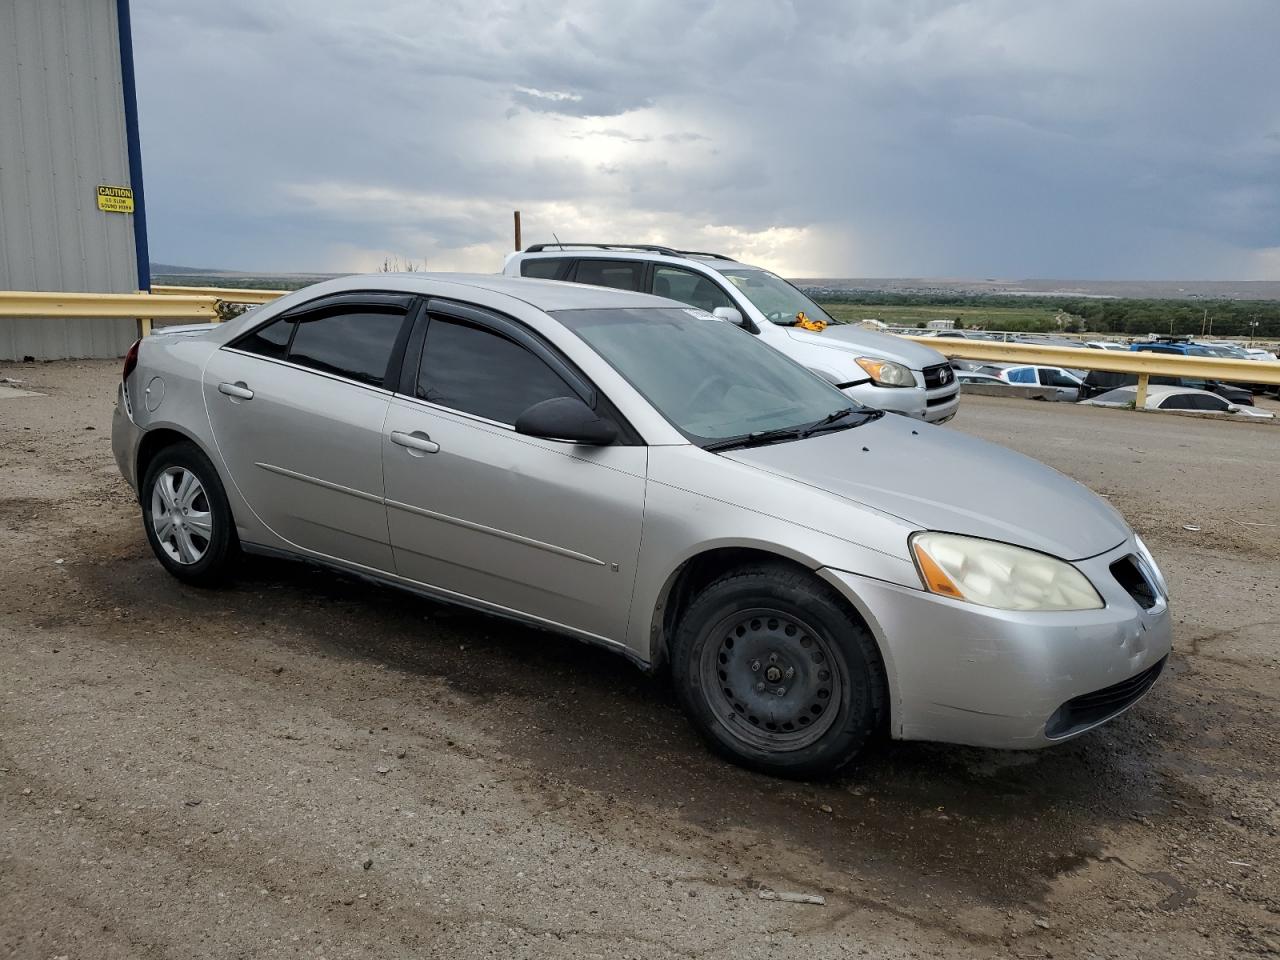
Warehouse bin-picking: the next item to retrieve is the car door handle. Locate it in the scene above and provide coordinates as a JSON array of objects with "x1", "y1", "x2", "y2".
[
  {"x1": 390, "y1": 430, "x2": 440, "y2": 455},
  {"x1": 218, "y1": 381, "x2": 254, "y2": 401}
]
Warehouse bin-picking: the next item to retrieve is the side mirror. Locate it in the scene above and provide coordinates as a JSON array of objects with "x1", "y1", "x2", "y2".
[
  {"x1": 1226, "y1": 404, "x2": 1240, "y2": 413},
  {"x1": 515, "y1": 396, "x2": 617, "y2": 446},
  {"x1": 712, "y1": 306, "x2": 747, "y2": 328}
]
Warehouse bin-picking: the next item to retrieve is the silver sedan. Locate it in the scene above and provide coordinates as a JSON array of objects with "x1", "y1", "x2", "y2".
[{"x1": 112, "y1": 274, "x2": 1171, "y2": 777}]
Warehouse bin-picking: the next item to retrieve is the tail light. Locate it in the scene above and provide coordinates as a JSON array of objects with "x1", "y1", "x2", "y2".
[{"x1": 122, "y1": 339, "x2": 141, "y2": 382}]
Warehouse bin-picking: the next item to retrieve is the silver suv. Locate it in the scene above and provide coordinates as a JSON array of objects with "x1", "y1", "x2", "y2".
[{"x1": 503, "y1": 244, "x2": 959, "y2": 423}]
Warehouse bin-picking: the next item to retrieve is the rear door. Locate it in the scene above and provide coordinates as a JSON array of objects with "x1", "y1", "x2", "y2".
[
  {"x1": 204, "y1": 293, "x2": 414, "y2": 570},
  {"x1": 381, "y1": 299, "x2": 647, "y2": 643}
]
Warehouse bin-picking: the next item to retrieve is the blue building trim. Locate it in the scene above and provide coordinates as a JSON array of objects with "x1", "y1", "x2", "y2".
[{"x1": 115, "y1": 0, "x2": 150, "y2": 291}]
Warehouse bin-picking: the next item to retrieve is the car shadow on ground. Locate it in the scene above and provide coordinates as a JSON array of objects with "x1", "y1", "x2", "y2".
[{"x1": 74, "y1": 542, "x2": 1195, "y2": 906}]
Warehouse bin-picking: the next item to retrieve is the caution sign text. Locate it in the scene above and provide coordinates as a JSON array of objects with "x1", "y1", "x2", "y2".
[{"x1": 96, "y1": 185, "x2": 134, "y2": 213}]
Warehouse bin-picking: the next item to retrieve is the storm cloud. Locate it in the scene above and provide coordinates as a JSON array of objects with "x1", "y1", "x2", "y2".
[{"x1": 134, "y1": 0, "x2": 1280, "y2": 278}]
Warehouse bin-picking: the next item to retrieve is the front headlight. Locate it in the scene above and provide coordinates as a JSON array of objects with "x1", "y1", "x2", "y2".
[
  {"x1": 855, "y1": 356, "x2": 916, "y2": 387},
  {"x1": 1133, "y1": 534, "x2": 1168, "y2": 598},
  {"x1": 911, "y1": 532, "x2": 1104, "y2": 611}
]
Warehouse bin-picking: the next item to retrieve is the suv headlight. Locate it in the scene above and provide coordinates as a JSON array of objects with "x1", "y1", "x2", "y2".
[
  {"x1": 855, "y1": 356, "x2": 915, "y2": 387},
  {"x1": 911, "y1": 532, "x2": 1104, "y2": 611}
]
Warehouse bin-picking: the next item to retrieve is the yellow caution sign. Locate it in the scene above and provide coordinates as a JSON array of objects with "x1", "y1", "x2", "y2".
[{"x1": 96, "y1": 185, "x2": 134, "y2": 213}]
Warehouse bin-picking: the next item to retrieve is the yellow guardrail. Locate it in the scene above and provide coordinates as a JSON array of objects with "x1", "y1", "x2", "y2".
[
  {"x1": 151, "y1": 284, "x2": 289, "y2": 304},
  {"x1": 0, "y1": 286, "x2": 293, "y2": 338},
  {"x1": 901, "y1": 336, "x2": 1280, "y2": 405}
]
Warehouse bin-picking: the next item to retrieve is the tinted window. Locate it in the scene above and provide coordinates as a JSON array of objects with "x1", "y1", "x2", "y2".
[
  {"x1": 1007, "y1": 367, "x2": 1035, "y2": 384},
  {"x1": 651, "y1": 266, "x2": 734, "y2": 312},
  {"x1": 521, "y1": 258, "x2": 568, "y2": 280},
  {"x1": 1038, "y1": 368, "x2": 1078, "y2": 387},
  {"x1": 1158, "y1": 394, "x2": 1195, "y2": 410},
  {"x1": 417, "y1": 316, "x2": 575, "y2": 424},
  {"x1": 287, "y1": 307, "x2": 406, "y2": 387},
  {"x1": 237, "y1": 317, "x2": 294, "y2": 359},
  {"x1": 573, "y1": 259, "x2": 644, "y2": 291}
]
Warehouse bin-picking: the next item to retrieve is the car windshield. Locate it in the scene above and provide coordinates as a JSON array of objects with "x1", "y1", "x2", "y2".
[
  {"x1": 553, "y1": 306, "x2": 863, "y2": 444},
  {"x1": 716, "y1": 268, "x2": 835, "y2": 327}
]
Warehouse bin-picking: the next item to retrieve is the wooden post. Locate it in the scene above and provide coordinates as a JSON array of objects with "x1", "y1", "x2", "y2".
[
  {"x1": 513, "y1": 210, "x2": 522, "y2": 251},
  {"x1": 139, "y1": 317, "x2": 152, "y2": 337},
  {"x1": 1135, "y1": 373, "x2": 1149, "y2": 410}
]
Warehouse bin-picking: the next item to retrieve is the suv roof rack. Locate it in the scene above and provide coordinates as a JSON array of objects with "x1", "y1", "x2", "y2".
[
  {"x1": 523, "y1": 242, "x2": 735, "y2": 261},
  {"x1": 1151, "y1": 334, "x2": 1192, "y2": 343}
]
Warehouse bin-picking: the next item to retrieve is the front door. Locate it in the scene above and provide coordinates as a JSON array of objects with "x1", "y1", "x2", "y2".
[
  {"x1": 382, "y1": 300, "x2": 646, "y2": 644},
  {"x1": 203, "y1": 294, "x2": 413, "y2": 571}
]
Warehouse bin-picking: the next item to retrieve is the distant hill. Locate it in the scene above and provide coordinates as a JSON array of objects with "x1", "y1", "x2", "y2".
[
  {"x1": 150, "y1": 261, "x2": 226, "y2": 276},
  {"x1": 796, "y1": 277, "x2": 1280, "y2": 301}
]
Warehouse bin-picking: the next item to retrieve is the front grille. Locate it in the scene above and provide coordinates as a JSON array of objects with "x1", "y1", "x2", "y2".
[
  {"x1": 926, "y1": 392, "x2": 956, "y2": 407},
  {"x1": 1045, "y1": 656, "x2": 1166, "y2": 739},
  {"x1": 1111, "y1": 555, "x2": 1157, "y2": 610},
  {"x1": 923, "y1": 363, "x2": 955, "y2": 390}
]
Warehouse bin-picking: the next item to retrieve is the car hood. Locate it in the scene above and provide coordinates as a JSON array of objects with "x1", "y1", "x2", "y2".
[
  {"x1": 785, "y1": 325, "x2": 948, "y2": 370},
  {"x1": 723, "y1": 415, "x2": 1131, "y2": 561}
]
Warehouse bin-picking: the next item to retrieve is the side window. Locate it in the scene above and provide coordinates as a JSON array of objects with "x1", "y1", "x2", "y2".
[
  {"x1": 651, "y1": 266, "x2": 734, "y2": 312},
  {"x1": 417, "y1": 315, "x2": 575, "y2": 424},
  {"x1": 1007, "y1": 367, "x2": 1035, "y2": 384},
  {"x1": 572, "y1": 259, "x2": 644, "y2": 291},
  {"x1": 520, "y1": 258, "x2": 568, "y2": 280},
  {"x1": 1193, "y1": 394, "x2": 1229, "y2": 411},
  {"x1": 287, "y1": 307, "x2": 407, "y2": 387},
  {"x1": 1158, "y1": 394, "x2": 1196, "y2": 410},
  {"x1": 237, "y1": 316, "x2": 295, "y2": 359},
  {"x1": 1039, "y1": 368, "x2": 1076, "y2": 387}
]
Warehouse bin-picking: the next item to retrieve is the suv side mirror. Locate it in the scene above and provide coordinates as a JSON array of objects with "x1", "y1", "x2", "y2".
[
  {"x1": 515, "y1": 396, "x2": 617, "y2": 446},
  {"x1": 712, "y1": 306, "x2": 747, "y2": 328}
]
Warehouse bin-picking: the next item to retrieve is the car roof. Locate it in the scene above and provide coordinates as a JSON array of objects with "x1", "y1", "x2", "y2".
[
  {"x1": 512, "y1": 247, "x2": 765, "y2": 273},
  {"x1": 308, "y1": 272, "x2": 680, "y2": 313}
]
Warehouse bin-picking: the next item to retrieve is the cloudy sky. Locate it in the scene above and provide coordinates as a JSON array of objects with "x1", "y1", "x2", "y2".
[{"x1": 133, "y1": 0, "x2": 1280, "y2": 279}]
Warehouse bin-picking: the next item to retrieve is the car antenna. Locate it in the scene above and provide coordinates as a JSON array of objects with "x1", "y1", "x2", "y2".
[{"x1": 552, "y1": 232, "x2": 564, "y2": 250}]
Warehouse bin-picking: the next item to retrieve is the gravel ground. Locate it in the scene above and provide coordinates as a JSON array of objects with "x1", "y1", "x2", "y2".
[{"x1": 1, "y1": 360, "x2": 1277, "y2": 960}]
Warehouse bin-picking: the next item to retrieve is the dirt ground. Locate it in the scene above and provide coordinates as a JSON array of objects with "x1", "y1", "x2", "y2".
[{"x1": 1, "y1": 360, "x2": 1277, "y2": 960}]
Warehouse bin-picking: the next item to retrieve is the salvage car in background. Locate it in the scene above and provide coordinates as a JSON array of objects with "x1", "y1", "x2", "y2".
[
  {"x1": 113, "y1": 274, "x2": 1171, "y2": 778},
  {"x1": 1080, "y1": 385, "x2": 1275, "y2": 418},
  {"x1": 999, "y1": 365, "x2": 1085, "y2": 401}
]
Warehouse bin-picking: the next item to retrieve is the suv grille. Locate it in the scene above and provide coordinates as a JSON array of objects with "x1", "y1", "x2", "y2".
[
  {"x1": 1045, "y1": 656, "x2": 1167, "y2": 739},
  {"x1": 923, "y1": 363, "x2": 956, "y2": 390},
  {"x1": 1111, "y1": 555, "x2": 1158, "y2": 610}
]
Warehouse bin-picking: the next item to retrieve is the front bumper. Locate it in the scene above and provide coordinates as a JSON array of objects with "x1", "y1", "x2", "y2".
[
  {"x1": 842, "y1": 381, "x2": 959, "y2": 424},
  {"x1": 823, "y1": 537, "x2": 1172, "y2": 749},
  {"x1": 111, "y1": 381, "x2": 143, "y2": 494}
]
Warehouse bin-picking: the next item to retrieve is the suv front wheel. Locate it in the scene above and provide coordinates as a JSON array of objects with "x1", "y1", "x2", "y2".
[{"x1": 671, "y1": 564, "x2": 887, "y2": 779}]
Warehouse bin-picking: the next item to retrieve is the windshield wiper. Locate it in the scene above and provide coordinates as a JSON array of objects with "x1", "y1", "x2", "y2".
[
  {"x1": 703, "y1": 408, "x2": 883, "y2": 452},
  {"x1": 801, "y1": 407, "x2": 883, "y2": 437},
  {"x1": 703, "y1": 425, "x2": 806, "y2": 452}
]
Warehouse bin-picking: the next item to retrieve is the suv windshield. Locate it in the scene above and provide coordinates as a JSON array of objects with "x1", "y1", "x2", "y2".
[
  {"x1": 717, "y1": 268, "x2": 835, "y2": 327},
  {"x1": 553, "y1": 307, "x2": 863, "y2": 444}
]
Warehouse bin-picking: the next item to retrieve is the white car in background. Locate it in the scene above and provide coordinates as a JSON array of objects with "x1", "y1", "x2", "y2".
[
  {"x1": 1080, "y1": 385, "x2": 1275, "y2": 419},
  {"x1": 503, "y1": 244, "x2": 960, "y2": 424},
  {"x1": 998, "y1": 365, "x2": 1085, "y2": 401},
  {"x1": 1086, "y1": 340, "x2": 1129, "y2": 352},
  {"x1": 1243, "y1": 347, "x2": 1278, "y2": 361}
]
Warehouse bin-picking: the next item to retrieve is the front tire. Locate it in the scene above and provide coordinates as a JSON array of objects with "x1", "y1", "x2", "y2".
[
  {"x1": 671, "y1": 565, "x2": 887, "y2": 779},
  {"x1": 140, "y1": 441, "x2": 237, "y2": 586}
]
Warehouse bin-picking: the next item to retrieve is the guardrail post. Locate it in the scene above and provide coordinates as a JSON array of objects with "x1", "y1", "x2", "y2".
[
  {"x1": 1135, "y1": 373, "x2": 1149, "y2": 410},
  {"x1": 139, "y1": 317, "x2": 152, "y2": 337}
]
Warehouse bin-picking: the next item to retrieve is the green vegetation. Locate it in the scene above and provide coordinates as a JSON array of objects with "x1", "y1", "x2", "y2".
[
  {"x1": 819, "y1": 301, "x2": 1065, "y2": 332},
  {"x1": 810, "y1": 291, "x2": 1280, "y2": 337}
]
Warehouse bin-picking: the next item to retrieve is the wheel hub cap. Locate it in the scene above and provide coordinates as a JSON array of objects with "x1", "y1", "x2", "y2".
[{"x1": 150, "y1": 466, "x2": 212, "y2": 565}]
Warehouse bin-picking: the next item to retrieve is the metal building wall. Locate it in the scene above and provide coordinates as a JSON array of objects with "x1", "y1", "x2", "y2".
[{"x1": 0, "y1": 0, "x2": 139, "y2": 360}]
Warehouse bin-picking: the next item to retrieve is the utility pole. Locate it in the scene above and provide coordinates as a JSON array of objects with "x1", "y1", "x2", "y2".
[{"x1": 513, "y1": 210, "x2": 522, "y2": 252}]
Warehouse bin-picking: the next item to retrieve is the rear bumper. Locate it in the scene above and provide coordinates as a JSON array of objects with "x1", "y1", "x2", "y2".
[
  {"x1": 823, "y1": 538, "x2": 1173, "y2": 749},
  {"x1": 111, "y1": 382, "x2": 142, "y2": 494}
]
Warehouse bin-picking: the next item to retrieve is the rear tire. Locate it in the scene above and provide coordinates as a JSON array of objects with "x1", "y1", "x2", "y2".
[
  {"x1": 671, "y1": 564, "x2": 887, "y2": 779},
  {"x1": 140, "y1": 441, "x2": 238, "y2": 586}
]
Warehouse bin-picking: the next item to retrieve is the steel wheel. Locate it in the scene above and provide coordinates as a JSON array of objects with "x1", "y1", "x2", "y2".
[
  {"x1": 150, "y1": 465, "x2": 213, "y2": 565},
  {"x1": 698, "y1": 607, "x2": 844, "y2": 752}
]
